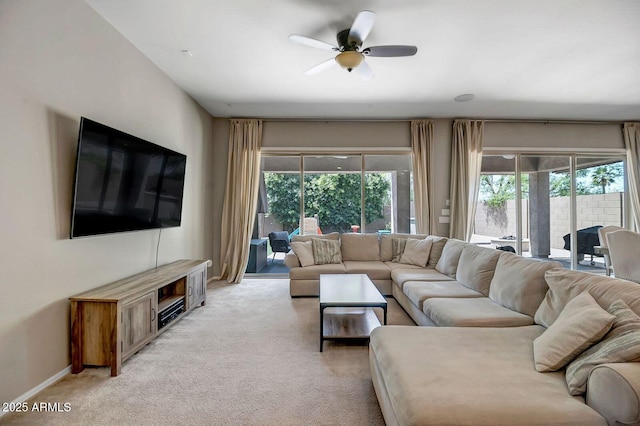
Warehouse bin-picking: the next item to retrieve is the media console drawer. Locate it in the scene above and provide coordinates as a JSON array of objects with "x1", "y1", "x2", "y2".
[{"x1": 70, "y1": 259, "x2": 210, "y2": 376}]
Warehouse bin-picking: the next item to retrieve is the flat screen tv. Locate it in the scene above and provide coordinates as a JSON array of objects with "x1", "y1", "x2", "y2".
[{"x1": 70, "y1": 117, "x2": 186, "y2": 238}]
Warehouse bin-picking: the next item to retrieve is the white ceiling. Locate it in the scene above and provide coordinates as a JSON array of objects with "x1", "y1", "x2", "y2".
[{"x1": 85, "y1": 0, "x2": 640, "y2": 120}]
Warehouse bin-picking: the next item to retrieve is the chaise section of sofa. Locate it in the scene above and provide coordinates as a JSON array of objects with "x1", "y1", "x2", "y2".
[
  {"x1": 371, "y1": 267, "x2": 640, "y2": 426},
  {"x1": 369, "y1": 325, "x2": 608, "y2": 426}
]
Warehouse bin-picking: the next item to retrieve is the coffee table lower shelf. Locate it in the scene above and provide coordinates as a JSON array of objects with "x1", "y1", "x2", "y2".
[{"x1": 320, "y1": 307, "x2": 383, "y2": 351}]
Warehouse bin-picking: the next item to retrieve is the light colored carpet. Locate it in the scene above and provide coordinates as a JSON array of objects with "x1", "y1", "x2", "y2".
[{"x1": 3, "y1": 278, "x2": 414, "y2": 425}]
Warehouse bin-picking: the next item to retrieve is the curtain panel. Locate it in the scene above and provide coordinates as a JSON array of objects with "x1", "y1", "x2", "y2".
[
  {"x1": 411, "y1": 120, "x2": 435, "y2": 234},
  {"x1": 219, "y1": 119, "x2": 263, "y2": 283},
  {"x1": 623, "y1": 123, "x2": 640, "y2": 232},
  {"x1": 449, "y1": 120, "x2": 484, "y2": 241}
]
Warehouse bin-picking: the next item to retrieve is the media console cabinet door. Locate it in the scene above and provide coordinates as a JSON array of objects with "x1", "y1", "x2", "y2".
[
  {"x1": 122, "y1": 292, "x2": 157, "y2": 360},
  {"x1": 188, "y1": 268, "x2": 206, "y2": 309}
]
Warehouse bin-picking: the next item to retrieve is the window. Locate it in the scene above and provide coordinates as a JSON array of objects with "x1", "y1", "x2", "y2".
[
  {"x1": 474, "y1": 153, "x2": 625, "y2": 274},
  {"x1": 253, "y1": 153, "x2": 414, "y2": 274}
]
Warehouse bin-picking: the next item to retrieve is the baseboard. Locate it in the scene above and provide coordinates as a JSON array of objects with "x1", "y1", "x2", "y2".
[{"x1": 0, "y1": 365, "x2": 71, "y2": 419}]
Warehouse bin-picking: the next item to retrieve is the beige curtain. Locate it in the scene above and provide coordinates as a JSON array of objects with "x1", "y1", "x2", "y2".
[
  {"x1": 449, "y1": 120, "x2": 484, "y2": 241},
  {"x1": 411, "y1": 120, "x2": 435, "y2": 234},
  {"x1": 623, "y1": 123, "x2": 640, "y2": 232},
  {"x1": 219, "y1": 119, "x2": 263, "y2": 283}
]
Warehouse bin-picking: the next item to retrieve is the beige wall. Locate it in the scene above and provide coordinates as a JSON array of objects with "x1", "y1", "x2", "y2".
[
  {"x1": 0, "y1": 0, "x2": 214, "y2": 404},
  {"x1": 484, "y1": 122, "x2": 624, "y2": 151},
  {"x1": 262, "y1": 121, "x2": 411, "y2": 149}
]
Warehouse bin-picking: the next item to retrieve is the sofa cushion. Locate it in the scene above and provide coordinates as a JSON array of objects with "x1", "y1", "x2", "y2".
[
  {"x1": 340, "y1": 233, "x2": 380, "y2": 261},
  {"x1": 533, "y1": 292, "x2": 614, "y2": 372},
  {"x1": 379, "y1": 233, "x2": 427, "y2": 261},
  {"x1": 435, "y1": 239, "x2": 467, "y2": 277},
  {"x1": 390, "y1": 268, "x2": 454, "y2": 289},
  {"x1": 290, "y1": 240, "x2": 314, "y2": 267},
  {"x1": 288, "y1": 263, "x2": 347, "y2": 280},
  {"x1": 343, "y1": 261, "x2": 392, "y2": 280},
  {"x1": 423, "y1": 297, "x2": 535, "y2": 327},
  {"x1": 369, "y1": 325, "x2": 606, "y2": 426},
  {"x1": 535, "y1": 269, "x2": 640, "y2": 328},
  {"x1": 312, "y1": 239, "x2": 342, "y2": 264},
  {"x1": 566, "y1": 300, "x2": 640, "y2": 395},
  {"x1": 399, "y1": 238, "x2": 432, "y2": 267},
  {"x1": 403, "y1": 281, "x2": 484, "y2": 310},
  {"x1": 291, "y1": 231, "x2": 339, "y2": 243},
  {"x1": 384, "y1": 261, "x2": 424, "y2": 271},
  {"x1": 489, "y1": 253, "x2": 562, "y2": 317},
  {"x1": 455, "y1": 244, "x2": 502, "y2": 296}
]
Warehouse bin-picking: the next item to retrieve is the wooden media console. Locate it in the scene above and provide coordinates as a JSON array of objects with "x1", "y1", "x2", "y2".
[{"x1": 69, "y1": 259, "x2": 210, "y2": 376}]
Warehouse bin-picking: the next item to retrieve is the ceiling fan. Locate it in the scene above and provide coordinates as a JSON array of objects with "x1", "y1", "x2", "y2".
[{"x1": 289, "y1": 10, "x2": 418, "y2": 80}]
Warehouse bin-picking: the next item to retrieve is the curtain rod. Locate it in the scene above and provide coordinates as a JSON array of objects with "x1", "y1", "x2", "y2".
[
  {"x1": 257, "y1": 117, "x2": 626, "y2": 125},
  {"x1": 260, "y1": 118, "x2": 411, "y2": 123},
  {"x1": 476, "y1": 118, "x2": 625, "y2": 125}
]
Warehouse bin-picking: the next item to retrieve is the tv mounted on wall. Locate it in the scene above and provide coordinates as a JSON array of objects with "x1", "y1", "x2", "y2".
[{"x1": 70, "y1": 117, "x2": 187, "y2": 238}]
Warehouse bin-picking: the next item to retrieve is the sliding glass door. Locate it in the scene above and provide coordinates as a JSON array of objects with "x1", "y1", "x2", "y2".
[
  {"x1": 303, "y1": 155, "x2": 362, "y2": 235},
  {"x1": 475, "y1": 153, "x2": 625, "y2": 273},
  {"x1": 251, "y1": 152, "x2": 414, "y2": 274}
]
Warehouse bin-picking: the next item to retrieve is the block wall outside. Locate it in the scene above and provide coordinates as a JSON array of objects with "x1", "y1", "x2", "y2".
[
  {"x1": 474, "y1": 199, "x2": 529, "y2": 239},
  {"x1": 475, "y1": 192, "x2": 623, "y2": 249}
]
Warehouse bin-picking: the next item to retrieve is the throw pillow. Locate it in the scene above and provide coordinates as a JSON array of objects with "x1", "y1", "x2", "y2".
[
  {"x1": 312, "y1": 238, "x2": 342, "y2": 265},
  {"x1": 534, "y1": 268, "x2": 640, "y2": 329},
  {"x1": 425, "y1": 236, "x2": 448, "y2": 267},
  {"x1": 400, "y1": 238, "x2": 433, "y2": 267},
  {"x1": 533, "y1": 292, "x2": 615, "y2": 372},
  {"x1": 391, "y1": 238, "x2": 408, "y2": 262},
  {"x1": 565, "y1": 300, "x2": 640, "y2": 395},
  {"x1": 290, "y1": 240, "x2": 314, "y2": 267}
]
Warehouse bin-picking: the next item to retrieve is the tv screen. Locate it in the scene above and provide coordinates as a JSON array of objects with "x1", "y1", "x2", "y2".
[{"x1": 70, "y1": 117, "x2": 186, "y2": 238}]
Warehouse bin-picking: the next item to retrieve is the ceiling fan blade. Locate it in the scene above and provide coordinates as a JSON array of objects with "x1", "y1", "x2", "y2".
[
  {"x1": 305, "y1": 58, "x2": 337, "y2": 75},
  {"x1": 348, "y1": 10, "x2": 376, "y2": 46},
  {"x1": 289, "y1": 34, "x2": 337, "y2": 51},
  {"x1": 355, "y1": 60, "x2": 374, "y2": 80},
  {"x1": 362, "y1": 45, "x2": 418, "y2": 57}
]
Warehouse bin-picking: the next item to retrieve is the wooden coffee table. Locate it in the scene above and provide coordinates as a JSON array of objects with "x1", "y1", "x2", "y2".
[{"x1": 319, "y1": 274, "x2": 387, "y2": 352}]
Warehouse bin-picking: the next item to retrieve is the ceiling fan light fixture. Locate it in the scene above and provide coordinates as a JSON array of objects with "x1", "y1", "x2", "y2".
[{"x1": 335, "y1": 51, "x2": 364, "y2": 72}]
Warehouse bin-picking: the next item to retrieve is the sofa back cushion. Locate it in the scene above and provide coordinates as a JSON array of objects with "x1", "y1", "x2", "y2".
[
  {"x1": 455, "y1": 244, "x2": 502, "y2": 296},
  {"x1": 535, "y1": 269, "x2": 640, "y2": 328},
  {"x1": 435, "y1": 239, "x2": 466, "y2": 277},
  {"x1": 489, "y1": 253, "x2": 562, "y2": 317},
  {"x1": 341, "y1": 233, "x2": 380, "y2": 261},
  {"x1": 291, "y1": 232, "x2": 340, "y2": 243},
  {"x1": 379, "y1": 233, "x2": 427, "y2": 261}
]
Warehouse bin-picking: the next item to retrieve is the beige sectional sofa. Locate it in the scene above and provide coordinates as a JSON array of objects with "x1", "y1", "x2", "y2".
[
  {"x1": 285, "y1": 232, "x2": 443, "y2": 297},
  {"x1": 286, "y1": 232, "x2": 640, "y2": 426}
]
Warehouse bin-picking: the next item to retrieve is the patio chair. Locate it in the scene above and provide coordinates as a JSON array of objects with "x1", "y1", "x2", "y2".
[
  {"x1": 597, "y1": 225, "x2": 623, "y2": 276},
  {"x1": 607, "y1": 229, "x2": 640, "y2": 284},
  {"x1": 268, "y1": 231, "x2": 290, "y2": 263}
]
